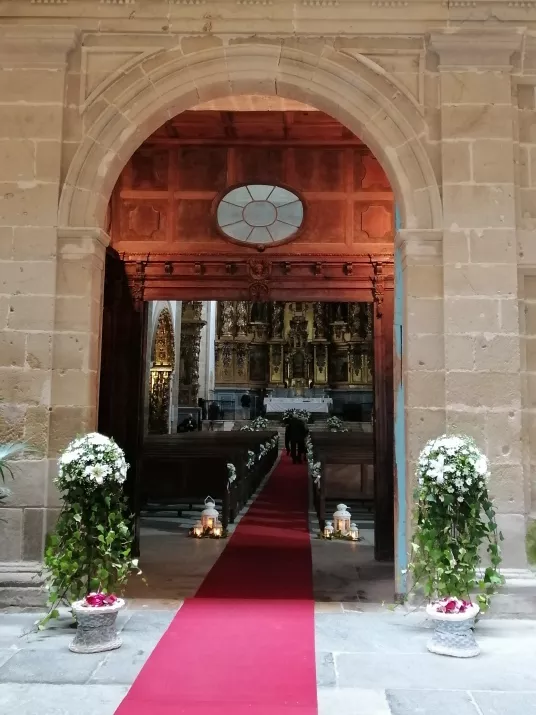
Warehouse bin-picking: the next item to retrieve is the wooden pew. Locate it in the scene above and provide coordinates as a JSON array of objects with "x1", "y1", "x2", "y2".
[
  {"x1": 141, "y1": 432, "x2": 278, "y2": 528},
  {"x1": 308, "y1": 433, "x2": 374, "y2": 530}
]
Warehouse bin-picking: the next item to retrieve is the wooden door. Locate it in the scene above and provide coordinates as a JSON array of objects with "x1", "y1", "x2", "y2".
[
  {"x1": 98, "y1": 249, "x2": 148, "y2": 555},
  {"x1": 372, "y1": 285, "x2": 394, "y2": 562}
]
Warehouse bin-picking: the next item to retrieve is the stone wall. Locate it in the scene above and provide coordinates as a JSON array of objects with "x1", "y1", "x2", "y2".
[{"x1": 1, "y1": 3, "x2": 536, "y2": 601}]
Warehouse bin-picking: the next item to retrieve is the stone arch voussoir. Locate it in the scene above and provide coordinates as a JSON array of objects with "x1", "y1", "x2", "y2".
[{"x1": 59, "y1": 43, "x2": 441, "y2": 232}]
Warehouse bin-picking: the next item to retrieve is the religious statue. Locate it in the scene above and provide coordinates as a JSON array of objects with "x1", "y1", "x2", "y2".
[
  {"x1": 313, "y1": 302, "x2": 326, "y2": 339},
  {"x1": 271, "y1": 302, "x2": 283, "y2": 338},
  {"x1": 220, "y1": 301, "x2": 234, "y2": 336},
  {"x1": 348, "y1": 302, "x2": 360, "y2": 337},
  {"x1": 236, "y1": 301, "x2": 249, "y2": 336}
]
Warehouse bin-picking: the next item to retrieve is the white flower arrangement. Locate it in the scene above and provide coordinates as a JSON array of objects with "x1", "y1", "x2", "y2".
[
  {"x1": 282, "y1": 408, "x2": 310, "y2": 424},
  {"x1": 227, "y1": 463, "x2": 237, "y2": 487},
  {"x1": 56, "y1": 433, "x2": 128, "y2": 491},
  {"x1": 410, "y1": 433, "x2": 503, "y2": 611},
  {"x1": 258, "y1": 442, "x2": 269, "y2": 459},
  {"x1": 252, "y1": 416, "x2": 270, "y2": 430},
  {"x1": 309, "y1": 461, "x2": 322, "y2": 485},
  {"x1": 240, "y1": 425, "x2": 254, "y2": 432},
  {"x1": 417, "y1": 434, "x2": 489, "y2": 504},
  {"x1": 246, "y1": 450, "x2": 256, "y2": 469},
  {"x1": 326, "y1": 416, "x2": 348, "y2": 433}
]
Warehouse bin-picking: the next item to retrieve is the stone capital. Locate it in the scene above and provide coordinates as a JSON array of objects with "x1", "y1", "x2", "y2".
[
  {"x1": 429, "y1": 30, "x2": 522, "y2": 70},
  {"x1": 0, "y1": 25, "x2": 79, "y2": 67},
  {"x1": 396, "y1": 229, "x2": 443, "y2": 267},
  {"x1": 56, "y1": 227, "x2": 110, "y2": 260}
]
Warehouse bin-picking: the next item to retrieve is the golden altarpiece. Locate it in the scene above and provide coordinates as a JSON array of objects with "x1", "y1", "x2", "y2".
[{"x1": 215, "y1": 302, "x2": 373, "y2": 394}]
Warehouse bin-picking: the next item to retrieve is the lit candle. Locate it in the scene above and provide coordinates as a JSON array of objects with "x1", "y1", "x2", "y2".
[
  {"x1": 350, "y1": 523, "x2": 359, "y2": 541},
  {"x1": 323, "y1": 521, "x2": 334, "y2": 539},
  {"x1": 193, "y1": 521, "x2": 203, "y2": 538},
  {"x1": 212, "y1": 524, "x2": 223, "y2": 538}
]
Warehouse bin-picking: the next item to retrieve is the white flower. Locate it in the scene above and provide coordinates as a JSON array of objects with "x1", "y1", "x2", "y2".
[
  {"x1": 457, "y1": 496, "x2": 464, "y2": 502},
  {"x1": 475, "y1": 455, "x2": 488, "y2": 477}
]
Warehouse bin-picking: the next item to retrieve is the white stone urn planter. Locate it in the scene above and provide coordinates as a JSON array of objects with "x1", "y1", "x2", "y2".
[
  {"x1": 69, "y1": 598, "x2": 125, "y2": 654},
  {"x1": 426, "y1": 602, "x2": 480, "y2": 658}
]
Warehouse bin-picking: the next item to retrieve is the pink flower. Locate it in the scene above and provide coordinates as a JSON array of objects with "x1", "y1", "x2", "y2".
[
  {"x1": 434, "y1": 597, "x2": 472, "y2": 614},
  {"x1": 84, "y1": 592, "x2": 118, "y2": 607}
]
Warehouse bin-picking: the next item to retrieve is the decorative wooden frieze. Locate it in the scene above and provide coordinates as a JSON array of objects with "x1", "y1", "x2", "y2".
[
  {"x1": 237, "y1": 0, "x2": 273, "y2": 4},
  {"x1": 30, "y1": 1, "x2": 68, "y2": 4},
  {"x1": 301, "y1": 0, "x2": 339, "y2": 5}
]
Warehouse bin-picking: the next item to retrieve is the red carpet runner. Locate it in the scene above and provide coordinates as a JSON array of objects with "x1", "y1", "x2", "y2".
[{"x1": 115, "y1": 453, "x2": 318, "y2": 715}]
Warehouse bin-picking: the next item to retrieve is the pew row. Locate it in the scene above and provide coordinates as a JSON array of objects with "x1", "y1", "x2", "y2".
[
  {"x1": 308, "y1": 433, "x2": 374, "y2": 530},
  {"x1": 141, "y1": 431, "x2": 279, "y2": 528}
]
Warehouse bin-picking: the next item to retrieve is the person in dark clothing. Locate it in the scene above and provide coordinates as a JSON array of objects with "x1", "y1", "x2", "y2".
[
  {"x1": 207, "y1": 402, "x2": 220, "y2": 431},
  {"x1": 198, "y1": 397, "x2": 207, "y2": 421},
  {"x1": 178, "y1": 413, "x2": 197, "y2": 432},
  {"x1": 240, "y1": 393, "x2": 251, "y2": 420},
  {"x1": 284, "y1": 423, "x2": 291, "y2": 456},
  {"x1": 288, "y1": 416, "x2": 308, "y2": 464}
]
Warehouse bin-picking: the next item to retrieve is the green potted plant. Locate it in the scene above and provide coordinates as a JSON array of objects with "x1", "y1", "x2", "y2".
[
  {"x1": 409, "y1": 435, "x2": 503, "y2": 658},
  {"x1": 0, "y1": 442, "x2": 27, "y2": 503},
  {"x1": 41, "y1": 432, "x2": 141, "y2": 653}
]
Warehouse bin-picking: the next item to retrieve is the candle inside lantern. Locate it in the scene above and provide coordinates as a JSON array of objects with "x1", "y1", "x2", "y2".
[
  {"x1": 201, "y1": 497, "x2": 219, "y2": 531},
  {"x1": 350, "y1": 523, "x2": 359, "y2": 541},
  {"x1": 193, "y1": 521, "x2": 203, "y2": 537},
  {"x1": 323, "y1": 521, "x2": 334, "y2": 539},
  {"x1": 212, "y1": 524, "x2": 223, "y2": 538},
  {"x1": 333, "y1": 504, "x2": 351, "y2": 534}
]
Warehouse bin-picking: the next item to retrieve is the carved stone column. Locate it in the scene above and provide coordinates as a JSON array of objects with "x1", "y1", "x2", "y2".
[{"x1": 179, "y1": 301, "x2": 206, "y2": 406}]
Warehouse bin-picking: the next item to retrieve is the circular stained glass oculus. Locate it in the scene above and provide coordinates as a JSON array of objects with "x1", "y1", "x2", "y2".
[{"x1": 216, "y1": 184, "x2": 304, "y2": 245}]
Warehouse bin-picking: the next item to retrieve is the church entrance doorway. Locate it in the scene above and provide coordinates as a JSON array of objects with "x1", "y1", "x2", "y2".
[{"x1": 97, "y1": 98, "x2": 396, "y2": 602}]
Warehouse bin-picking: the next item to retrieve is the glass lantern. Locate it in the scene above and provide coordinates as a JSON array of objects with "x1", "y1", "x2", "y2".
[
  {"x1": 323, "y1": 520, "x2": 334, "y2": 539},
  {"x1": 350, "y1": 523, "x2": 359, "y2": 541},
  {"x1": 201, "y1": 497, "x2": 219, "y2": 531},
  {"x1": 212, "y1": 523, "x2": 223, "y2": 538},
  {"x1": 333, "y1": 504, "x2": 351, "y2": 534},
  {"x1": 193, "y1": 521, "x2": 203, "y2": 538}
]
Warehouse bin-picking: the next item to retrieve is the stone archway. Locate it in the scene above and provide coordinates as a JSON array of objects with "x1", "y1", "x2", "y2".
[
  {"x1": 57, "y1": 42, "x2": 443, "y2": 593},
  {"x1": 59, "y1": 43, "x2": 441, "y2": 233}
]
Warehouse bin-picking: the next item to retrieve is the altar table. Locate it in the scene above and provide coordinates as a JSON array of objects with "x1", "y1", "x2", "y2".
[{"x1": 263, "y1": 397, "x2": 332, "y2": 414}]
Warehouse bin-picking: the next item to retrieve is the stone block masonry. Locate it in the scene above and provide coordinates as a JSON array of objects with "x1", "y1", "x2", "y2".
[{"x1": 0, "y1": 6, "x2": 535, "y2": 603}]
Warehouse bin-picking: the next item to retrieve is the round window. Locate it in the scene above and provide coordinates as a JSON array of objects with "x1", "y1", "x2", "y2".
[{"x1": 216, "y1": 184, "x2": 304, "y2": 246}]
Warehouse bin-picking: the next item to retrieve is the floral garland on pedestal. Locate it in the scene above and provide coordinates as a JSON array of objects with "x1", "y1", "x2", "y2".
[
  {"x1": 41, "y1": 433, "x2": 141, "y2": 629},
  {"x1": 326, "y1": 416, "x2": 348, "y2": 432},
  {"x1": 240, "y1": 416, "x2": 270, "y2": 431},
  {"x1": 282, "y1": 409, "x2": 310, "y2": 424},
  {"x1": 409, "y1": 434, "x2": 503, "y2": 613}
]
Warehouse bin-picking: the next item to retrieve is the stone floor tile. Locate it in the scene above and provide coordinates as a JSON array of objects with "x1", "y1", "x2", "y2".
[
  {"x1": 120, "y1": 608, "x2": 176, "y2": 633},
  {"x1": 335, "y1": 653, "x2": 536, "y2": 691},
  {"x1": 0, "y1": 647, "x2": 105, "y2": 684},
  {"x1": 89, "y1": 636, "x2": 161, "y2": 684},
  {"x1": 317, "y1": 687, "x2": 391, "y2": 715},
  {"x1": 387, "y1": 689, "x2": 480, "y2": 715},
  {"x1": 472, "y1": 691, "x2": 536, "y2": 714},
  {"x1": 316, "y1": 651, "x2": 337, "y2": 687},
  {"x1": 315, "y1": 612, "x2": 429, "y2": 654},
  {"x1": 0, "y1": 683, "x2": 129, "y2": 715}
]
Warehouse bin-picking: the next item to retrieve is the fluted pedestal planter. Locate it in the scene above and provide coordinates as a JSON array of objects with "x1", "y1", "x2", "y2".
[
  {"x1": 69, "y1": 598, "x2": 125, "y2": 654},
  {"x1": 426, "y1": 603, "x2": 480, "y2": 658}
]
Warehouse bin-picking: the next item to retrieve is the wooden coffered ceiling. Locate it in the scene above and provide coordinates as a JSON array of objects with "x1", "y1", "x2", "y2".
[{"x1": 147, "y1": 109, "x2": 360, "y2": 145}]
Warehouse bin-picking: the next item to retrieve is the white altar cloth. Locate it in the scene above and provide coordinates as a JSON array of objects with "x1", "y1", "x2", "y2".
[{"x1": 264, "y1": 397, "x2": 332, "y2": 414}]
